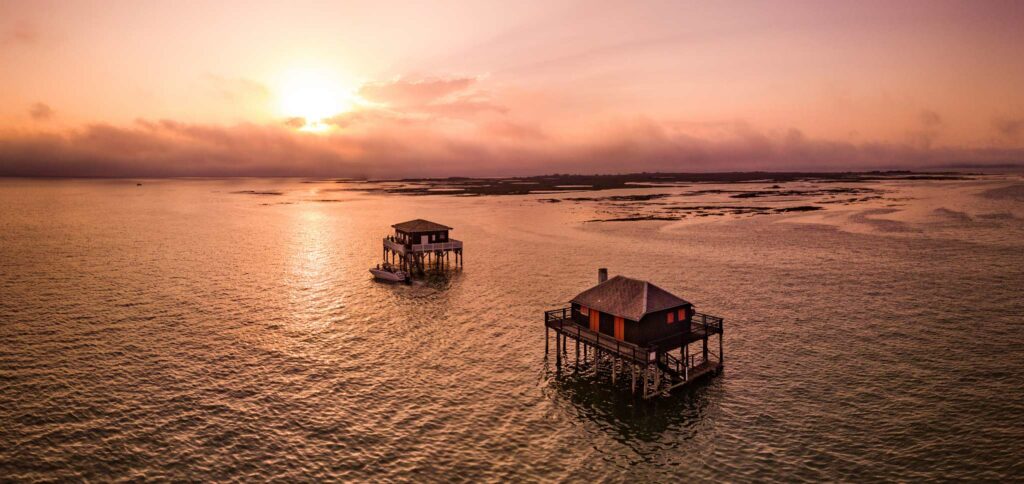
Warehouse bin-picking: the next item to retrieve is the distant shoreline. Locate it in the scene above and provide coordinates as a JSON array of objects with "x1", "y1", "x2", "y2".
[{"x1": 331, "y1": 171, "x2": 976, "y2": 196}]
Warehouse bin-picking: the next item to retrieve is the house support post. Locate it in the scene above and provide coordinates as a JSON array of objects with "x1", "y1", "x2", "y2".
[
  {"x1": 631, "y1": 364, "x2": 637, "y2": 394},
  {"x1": 555, "y1": 331, "x2": 561, "y2": 371},
  {"x1": 719, "y1": 330, "x2": 724, "y2": 368},
  {"x1": 654, "y1": 363, "x2": 660, "y2": 393},
  {"x1": 575, "y1": 339, "x2": 579, "y2": 371},
  {"x1": 643, "y1": 364, "x2": 649, "y2": 399}
]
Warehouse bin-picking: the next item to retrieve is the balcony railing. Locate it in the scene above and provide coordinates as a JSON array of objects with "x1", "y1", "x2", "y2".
[
  {"x1": 411, "y1": 240, "x2": 463, "y2": 252},
  {"x1": 545, "y1": 306, "x2": 723, "y2": 353},
  {"x1": 545, "y1": 308, "x2": 650, "y2": 363},
  {"x1": 384, "y1": 237, "x2": 463, "y2": 254}
]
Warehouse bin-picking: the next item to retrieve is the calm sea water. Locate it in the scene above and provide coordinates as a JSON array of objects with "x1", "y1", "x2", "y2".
[{"x1": 2, "y1": 176, "x2": 1023, "y2": 481}]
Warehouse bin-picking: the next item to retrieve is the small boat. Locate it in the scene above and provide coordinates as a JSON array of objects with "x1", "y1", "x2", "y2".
[{"x1": 370, "y1": 264, "x2": 409, "y2": 283}]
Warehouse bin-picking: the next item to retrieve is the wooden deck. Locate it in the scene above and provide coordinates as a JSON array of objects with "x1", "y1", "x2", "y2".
[
  {"x1": 545, "y1": 315, "x2": 651, "y2": 364},
  {"x1": 662, "y1": 359, "x2": 720, "y2": 393},
  {"x1": 384, "y1": 237, "x2": 463, "y2": 255},
  {"x1": 544, "y1": 308, "x2": 722, "y2": 351}
]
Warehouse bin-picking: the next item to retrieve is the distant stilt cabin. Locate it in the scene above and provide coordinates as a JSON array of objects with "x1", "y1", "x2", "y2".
[
  {"x1": 383, "y1": 219, "x2": 463, "y2": 274},
  {"x1": 545, "y1": 269, "x2": 724, "y2": 399}
]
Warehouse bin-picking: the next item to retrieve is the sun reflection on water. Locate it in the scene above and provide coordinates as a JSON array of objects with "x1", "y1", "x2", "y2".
[{"x1": 287, "y1": 207, "x2": 342, "y2": 332}]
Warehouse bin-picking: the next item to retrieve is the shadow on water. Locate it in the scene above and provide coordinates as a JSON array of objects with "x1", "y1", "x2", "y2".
[
  {"x1": 415, "y1": 268, "x2": 461, "y2": 290},
  {"x1": 543, "y1": 357, "x2": 718, "y2": 442},
  {"x1": 370, "y1": 268, "x2": 462, "y2": 293}
]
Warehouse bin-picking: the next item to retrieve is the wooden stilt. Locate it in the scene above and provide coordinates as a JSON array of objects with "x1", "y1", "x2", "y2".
[
  {"x1": 555, "y1": 331, "x2": 561, "y2": 370},
  {"x1": 719, "y1": 331, "x2": 724, "y2": 367},
  {"x1": 654, "y1": 364, "x2": 660, "y2": 393},
  {"x1": 631, "y1": 365, "x2": 637, "y2": 394},
  {"x1": 575, "y1": 339, "x2": 579, "y2": 370},
  {"x1": 643, "y1": 365, "x2": 649, "y2": 398}
]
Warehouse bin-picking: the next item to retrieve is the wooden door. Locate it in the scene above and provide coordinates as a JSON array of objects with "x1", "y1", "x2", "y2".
[
  {"x1": 614, "y1": 317, "x2": 624, "y2": 340},
  {"x1": 589, "y1": 310, "x2": 600, "y2": 332}
]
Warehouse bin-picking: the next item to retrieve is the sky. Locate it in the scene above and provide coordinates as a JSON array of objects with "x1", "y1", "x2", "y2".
[{"x1": 1, "y1": 0, "x2": 1023, "y2": 177}]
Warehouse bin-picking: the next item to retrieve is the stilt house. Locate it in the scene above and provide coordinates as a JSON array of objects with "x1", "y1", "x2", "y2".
[
  {"x1": 544, "y1": 269, "x2": 724, "y2": 399},
  {"x1": 383, "y1": 219, "x2": 463, "y2": 273}
]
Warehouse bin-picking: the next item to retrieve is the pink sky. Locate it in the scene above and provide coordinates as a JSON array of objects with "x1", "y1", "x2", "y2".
[{"x1": 1, "y1": 0, "x2": 1023, "y2": 177}]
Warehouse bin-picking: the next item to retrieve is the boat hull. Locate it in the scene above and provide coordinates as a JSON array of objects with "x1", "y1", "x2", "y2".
[{"x1": 370, "y1": 268, "x2": 407, "y2": 282}]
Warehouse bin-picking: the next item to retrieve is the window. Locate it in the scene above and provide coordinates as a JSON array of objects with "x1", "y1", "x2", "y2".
[
  {"x1": 667, "y1": 312, "x2": 675, "y2": 324},
  {"x1": 678, "y1": 308, "x2": 686, "y2": 322},
  {"x1": 580, "y1": 306, "x2": 589, "y2": 316}
]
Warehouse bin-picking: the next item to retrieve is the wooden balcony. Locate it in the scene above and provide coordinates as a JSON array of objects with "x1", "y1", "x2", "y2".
[
  {"x1": 545, "y1": 309, "x2": 652, "y2": 364},
  {"x1": 544, "y1": 307, "x2": 722, "y2": 352},
  {"x1": 384, "y1": 237, "x2": 463, "y2": 255}
]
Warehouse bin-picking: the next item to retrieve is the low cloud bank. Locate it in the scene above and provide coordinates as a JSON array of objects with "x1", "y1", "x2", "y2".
[{"x1": 0, "y1": 118, "x2": 1021, "y2": 178}]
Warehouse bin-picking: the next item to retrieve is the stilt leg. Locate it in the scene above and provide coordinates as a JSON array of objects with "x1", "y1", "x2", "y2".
[
  {"x1": 631, "y1": 364, "x2": 637, "y2": 394},
  {"x1": 555, "y1": 332, "x2": 561, "y2": 371},
  {"x1": 643, "y1": 365, "x2": 649, "y2": 398},
  {"x1": 719, "y1": 332, "x2": 724, "y2": 367},
  {"x1": 575, "y1": 339, "x2": 579, "y2": 371}
]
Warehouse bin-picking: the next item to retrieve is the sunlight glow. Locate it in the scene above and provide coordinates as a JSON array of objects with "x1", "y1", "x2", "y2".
[{"x1": 277, "y1": 68, "x2": 353, "y2": 132}]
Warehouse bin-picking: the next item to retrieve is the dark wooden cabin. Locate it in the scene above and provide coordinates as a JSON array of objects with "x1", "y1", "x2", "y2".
[
  {"x1": 391, "y1": 219, "x2": 452, "y2": 245},
  {"x1": 570, "y1": 274, "x2": 694, "y2": 347}
]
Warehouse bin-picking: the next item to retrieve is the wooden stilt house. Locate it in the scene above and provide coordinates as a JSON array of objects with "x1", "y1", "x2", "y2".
[
  {"x1": 545, "y1": 269, "x2": 724, "y2": 399},
  {"x1": 382, "y1": 219, "x2": 463, "y2": 274}
]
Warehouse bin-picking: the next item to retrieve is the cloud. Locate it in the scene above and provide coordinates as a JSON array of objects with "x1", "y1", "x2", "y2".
[
  {"x1": 1, "y1": 117, "x2": 1022, "y2": 178},
  {"x1": 358, "y1": 76, "x2": 477, "y2": 107},
  {"x1": 352, "y1": 76, "x2": 506, "y2": 122},
  {"x1": 920, "y1": 109, "x2": 943, "y2": 127},
  {"x1": 2, "y1": 21, "x2": 39, "y2": 46},
  {"x1": 282, "y1": 117, "x2": 306, "y2": 129},
  {"x1": 483, "y1": 120, "x2": 547, "y2": 140},
  {"x1": 993, "y1": 117, "x2": 1024, "y2": 139},
  {"x1": 204, "y1": 74, "x2": 270, "y2": 104},
  {"x1": 28, "y1": 102, "x2": 54, "y2": 121},
  {"x1": 908, "y1": 109, "x2": 944, "y2": 149},
  {"x1": 426, "y1": 96, "x2": 508, "y2": 116}
]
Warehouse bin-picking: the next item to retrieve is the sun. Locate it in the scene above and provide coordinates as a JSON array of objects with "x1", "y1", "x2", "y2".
[{"x1": 277, "y1": 69, "x2": 353, "y2": 132}]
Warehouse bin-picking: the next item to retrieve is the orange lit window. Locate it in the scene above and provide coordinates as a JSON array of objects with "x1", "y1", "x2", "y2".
[
  {"x1": 580, "y1": 306, "x2": 589, "y2": 316},
  {"x1": 678, "y1": 308, "x2": 686, "y2": 322},
  {"x1": 667, "y1": 312, "x2": 675, "y2": 324}
]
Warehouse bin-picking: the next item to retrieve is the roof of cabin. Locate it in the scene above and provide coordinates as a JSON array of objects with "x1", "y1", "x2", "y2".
[
  {"x1": 571, "y1": 275, "x2": 690, "y2": 322},
  {"x1": 391, "y1": 219, "x2": 453, "y2": 233}
]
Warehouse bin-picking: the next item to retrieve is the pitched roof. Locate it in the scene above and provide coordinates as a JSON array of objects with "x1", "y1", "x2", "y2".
[
  {"x1": 571, "y1": 275, "x2": 690, "y2": 322},
  {"x1": 391, "y1": 219, "x2": 453, "y2": 233}
]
